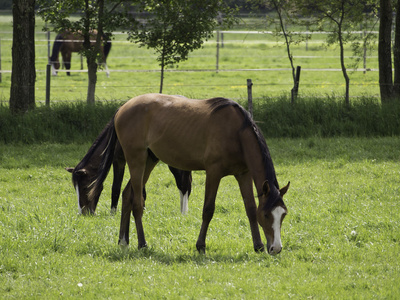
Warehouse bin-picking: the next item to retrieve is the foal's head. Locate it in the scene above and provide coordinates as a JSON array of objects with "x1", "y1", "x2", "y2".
[
  {"x1": 65, "y1": 167, "x2": 102, "y2": 215},
  {"x1": 257, "y1": 181, "x2": 290, "y2": 255}
]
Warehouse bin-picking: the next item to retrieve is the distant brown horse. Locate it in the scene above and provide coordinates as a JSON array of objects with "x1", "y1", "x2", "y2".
[
  {"x1": 89, "y1": 94, "x2": 290, "y2": 255},
  {"x1": 49, "y1": 30, "x2": 111, "y2": 76}
]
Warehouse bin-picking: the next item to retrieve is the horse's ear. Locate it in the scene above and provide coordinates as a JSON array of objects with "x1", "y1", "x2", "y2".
[
  {"x1": 65, "y1": 167, "x2": 74, "y2": 173},
  {"x1": 280, "y1": 181, "x2": 290, "y2": 197},
  {"x1": 262, "y1": 181, "x2": 270, "y2": 197}
]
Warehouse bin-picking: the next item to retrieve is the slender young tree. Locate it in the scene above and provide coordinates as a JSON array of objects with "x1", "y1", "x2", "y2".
[
  {"x1": 10, "y1": 0, "x2": 36, "y2": 113},
  {"x1": 130, "y1": 0, "x2": 236, "y2": 93},
  {"x1": 296, "y1": 0, "x2": 374, "y2": 104}
]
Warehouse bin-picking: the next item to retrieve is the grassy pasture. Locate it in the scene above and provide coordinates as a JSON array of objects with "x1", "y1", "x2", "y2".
[
  {"x1": 0, "y1": 14, "x2": 380, "y2": 103},
  {"x1": 1, "y1": 12, "x2": 398, "y2": 299},
  {"x1": 1, "y1": 138, "x2": 399, "y2": 298}
]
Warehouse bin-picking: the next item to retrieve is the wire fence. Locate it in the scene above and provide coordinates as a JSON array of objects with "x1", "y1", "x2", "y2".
[{"x1": 0, "y1": 28, "x2": 381, "y2": 103}]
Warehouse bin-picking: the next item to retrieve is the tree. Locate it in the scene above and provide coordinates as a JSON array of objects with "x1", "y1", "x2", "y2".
[
  {"x1": 296, "y1": 0, "x2": 373, "y2": 104},
  {"x1": 37, "y1": 0, "x2": 133, "y2": 103},
  {"x1": 129, "y1": 0, "x2": 236, "y2": 93},
  {"x1": 378, "y1": 0, "x2": 400, "y2": 102},
  {"x1": 264, "y1": 0, "x2": 305, "y2": 102},
  {"x1": 10, "y1": 0, "x2": 36, "y2": 114}
]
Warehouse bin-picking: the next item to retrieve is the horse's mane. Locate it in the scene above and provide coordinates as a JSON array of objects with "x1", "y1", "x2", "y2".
[
  {"x1": 208, "y1": 97, "x2": 280, "y2": 192},
  {"x1": 50, "y1": 33, "x2": 64, "y2": 62},
  {"x1": 74, "y1": 118, "x2": 115, "y2": 175}
]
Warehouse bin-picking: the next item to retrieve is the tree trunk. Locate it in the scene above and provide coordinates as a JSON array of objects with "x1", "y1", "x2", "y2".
[
  {"x1": 393, "y1": 0, "x2": 400, "y2": 99},
  {"x1": 339, "y1": 32, "x2": 350, "y2": 105},
  {"x1": 87, "y1": 61, "x2": 97, "y2": 104},
  {"x1": 379, "y1": 0, "x2": 394, "y2": 102},
  {"x1": 10, "y1": 0, "x2": 36, "y2": 114},
  {"x1": 159, "y1": 52, "x2": 165, "y2": 94}
]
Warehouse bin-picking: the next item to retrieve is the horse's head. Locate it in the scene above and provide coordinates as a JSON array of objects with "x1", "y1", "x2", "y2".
[
  {"x1": 257, "y1": 181, "x2": 290, "y2": 255},
  {"x1": 65, "y1": 167, "x2": 102, "y2": 215},
  {"x1": 49, "y1": 57, "x2": 60, "y2": 76}
]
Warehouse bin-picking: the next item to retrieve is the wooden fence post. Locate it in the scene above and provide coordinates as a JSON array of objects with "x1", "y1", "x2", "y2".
[{"x1": 247, "y1": 79, "x2": 253, "y2": 118}]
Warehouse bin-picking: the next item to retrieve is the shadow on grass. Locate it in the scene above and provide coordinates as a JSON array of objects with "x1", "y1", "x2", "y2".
[{"x1": 103, "y1": 244, "x2": 277, "y2": 266}]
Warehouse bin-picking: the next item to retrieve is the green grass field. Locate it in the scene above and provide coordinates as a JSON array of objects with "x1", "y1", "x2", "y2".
[
  {"x1": 0, "y1": 138, "x2": 399, "y2": 298},
  {"x1": 1, "y1": 12, "x2": 399, "y2": 299}
]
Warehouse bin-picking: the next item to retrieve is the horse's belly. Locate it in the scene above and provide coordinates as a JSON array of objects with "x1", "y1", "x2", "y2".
[{"x1": 149, "y1": 140, "x2": 206, "y2": 171}]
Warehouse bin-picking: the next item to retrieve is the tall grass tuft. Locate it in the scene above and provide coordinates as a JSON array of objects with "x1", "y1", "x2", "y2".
[
  {"x1": 0, "y1": 101, "x2": 123, "y2": 144},
  {"x1": 1, "y1": 96, "x2": 399, "y2": 144},
  {"x1": 253, "y1": 95, "x2": 400, "y2": 138}
]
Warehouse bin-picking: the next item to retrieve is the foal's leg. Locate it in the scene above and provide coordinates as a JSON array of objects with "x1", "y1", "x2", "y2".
[
  {"x1": 196, "y1": 172, "x2": 221, "y2": 254},
  {"x1": 235, "y1": 173, "x2": 265, "y2": 252},
  {"x1": 111, "y1": 142, "x2": 126, "y2": 213},
  {"x1": 168, "y1": 166, "x2": 192, "y2": 214},
  {"x1": 118, "y1": 181, "x2": 132, "y2": 246}
]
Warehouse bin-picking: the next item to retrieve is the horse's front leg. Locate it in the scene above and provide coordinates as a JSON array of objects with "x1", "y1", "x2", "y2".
[
  {"x1": 196, "y1": 172, "x2": 221, "y2": 254},
  {"x1": 235, "y1": 173, "x2": 264, "y2": 252},
  {"x1": 128, "y1": 154, "x2": 159, "y2": 249}
]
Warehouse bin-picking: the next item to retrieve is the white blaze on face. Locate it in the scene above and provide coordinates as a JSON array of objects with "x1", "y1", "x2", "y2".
[
  {"x1": 180, "y1": 191, "x2": 189, "y2": 215},
  {"x1": 75, "y1": 184, "x2": 82, "y2": 214},
  {"x1": 270, "y1": 206, "x2": 286, "y2": 254}
]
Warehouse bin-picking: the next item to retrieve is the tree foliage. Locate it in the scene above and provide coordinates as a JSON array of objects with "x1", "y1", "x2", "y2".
[{"x1": 129, "y1": 0, "x2": 237, "y2": 93}]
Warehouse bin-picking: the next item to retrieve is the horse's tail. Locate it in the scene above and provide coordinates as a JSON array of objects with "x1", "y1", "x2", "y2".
[
  {"x1": 88, "y1": 114, "x2": 118, "y2": 202},
  {"x1": 102, "y1": 34, "x2": 112, "y2": 59},
  {"x1": 50, "y1": 33, "x2": 63, "y2": 63}
]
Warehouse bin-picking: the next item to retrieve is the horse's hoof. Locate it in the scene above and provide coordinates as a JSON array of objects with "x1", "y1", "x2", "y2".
[
  {"x1": 254, "y1": 244, "x2": 265, "y2": 253},
  {"x1": 196, "y1": 244, "x2": 206, "y2": 254},
  {"x1": 138, "y1": 243, "x2": 148, "y2": 250}
]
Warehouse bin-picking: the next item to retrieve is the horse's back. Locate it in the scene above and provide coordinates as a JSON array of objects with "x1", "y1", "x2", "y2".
[{"x1": 115, "y1": 94, "x2": 246, "y2": 171}]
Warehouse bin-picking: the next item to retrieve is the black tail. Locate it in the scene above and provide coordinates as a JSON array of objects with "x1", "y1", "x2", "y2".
[
  {"x1": 88, "y1": 114, "x2": 118, "y2": 202},
  {"x1": 50, "y1": 33, "x2": 63, "y2": 63}
]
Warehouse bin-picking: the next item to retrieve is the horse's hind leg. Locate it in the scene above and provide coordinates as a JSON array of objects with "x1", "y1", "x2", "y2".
[
  {"x1": 235, "y1": 172, "x2": 264, "y2": 252},
  {"x1": 111, "y1": 142, "x2": 126, "y2": 213},
  {"x1": 119, "y1": 181, "x2": 132, "y2": 246}
]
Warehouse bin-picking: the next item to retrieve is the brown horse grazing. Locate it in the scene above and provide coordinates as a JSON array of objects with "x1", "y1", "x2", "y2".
[
  {"x1": 90, "y1": 94, "x2": 290, "y2": 255},
  {"x1": 66, "y1": 120, "x2": 192, "y2": 215},
  {"x1": 49, "y1": 30, "x2": 112, "y2": 76}
]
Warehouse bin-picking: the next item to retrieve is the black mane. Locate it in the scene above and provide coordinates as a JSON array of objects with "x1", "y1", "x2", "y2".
[
  {"x1": 74, "y1": 118, "x2": 115, "y2": 174},
  {"x1": 208, "y1": 97, "x2": 280, "y2": 191}
]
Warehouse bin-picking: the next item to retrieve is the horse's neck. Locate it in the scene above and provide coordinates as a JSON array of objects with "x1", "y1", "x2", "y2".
[{"x1": 50, "y1": 34, "x2": 63, "y2": 61}]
